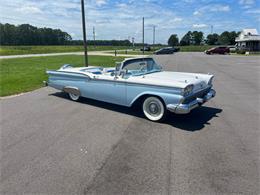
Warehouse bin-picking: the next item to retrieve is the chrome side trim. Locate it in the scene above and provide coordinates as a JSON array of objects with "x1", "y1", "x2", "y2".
[{"x1": 92, "y1": 78, "x2": 181, "y2": 92}]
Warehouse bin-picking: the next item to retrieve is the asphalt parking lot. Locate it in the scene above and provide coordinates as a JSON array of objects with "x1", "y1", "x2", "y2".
[{"x1": 1, "y1": 52, "x2": 259, "y2": 194}]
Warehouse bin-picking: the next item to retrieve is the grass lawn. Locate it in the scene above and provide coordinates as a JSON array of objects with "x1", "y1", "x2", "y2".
[
  {"x1": 0, "y1": 45, "x2": 132, "y2": 56},
  {"x1": 0, "y1": 55, "x2": 124, "y2": 96}
]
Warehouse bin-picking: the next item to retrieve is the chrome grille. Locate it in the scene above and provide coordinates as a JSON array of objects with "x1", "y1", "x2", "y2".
[{"x1": 183, "y1": 87, "x2": 210, "y2": 104}]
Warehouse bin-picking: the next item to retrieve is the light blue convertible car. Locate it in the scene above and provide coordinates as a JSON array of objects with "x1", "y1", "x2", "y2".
[{"x1": 46, "y1": 57, "x2": 215, "y2": 121}]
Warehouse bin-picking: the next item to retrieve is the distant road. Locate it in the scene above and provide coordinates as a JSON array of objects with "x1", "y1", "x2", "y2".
[{"x1": 0, "y1": 50, "x2": 143, "y2": 59}]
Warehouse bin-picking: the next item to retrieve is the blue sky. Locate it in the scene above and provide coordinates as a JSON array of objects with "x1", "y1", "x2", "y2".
[{"x1": 1, "y1": 0, "x2": 259, "y2": 43}]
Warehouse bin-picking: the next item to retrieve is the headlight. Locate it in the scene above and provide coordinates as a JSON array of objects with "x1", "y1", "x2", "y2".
[{"x1": 183, "y1": 85, "x2": 194, "y2": 96}]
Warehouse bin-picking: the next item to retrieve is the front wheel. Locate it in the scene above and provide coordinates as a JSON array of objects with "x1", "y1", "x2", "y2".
[
  {"x1": 68, "y1": 93, "x2": 80, "y2": 101},
  {"x1": 142, "y1": 96, "x2": 166, "y2": 122}
]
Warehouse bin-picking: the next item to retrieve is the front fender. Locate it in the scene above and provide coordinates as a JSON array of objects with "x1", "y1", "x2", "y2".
[{"x1": 129, "y1": 91, "x2": 183, "y2": 107}]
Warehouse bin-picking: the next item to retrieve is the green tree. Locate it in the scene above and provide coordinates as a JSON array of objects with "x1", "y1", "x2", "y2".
[
  {"x1": 206, "y1": 33, "x2": 219, "y2": 45},
  {"x1": 168, "y1": 34, "x2": 179, "y2": 46},
  {"x1": 180, "y1": 31, "x2": 192, "y2": 46},
  {"x1": 192, "y1": 31, "x2": 204, "y2": 45},
  {"x1": 229, "y1": 31, "x2": 239, "y2": 45},
  {"x1": 218, "y1": 31, "x2": 230, "y2": 45},
  {"x1": 180, "y1": 31, "x2": 203, "y2": 45},
  {"x1": 0, "y1": 23, "x2": 72, "y2": 45},
  {"x1": 0, "y1": 23, "x2": 17, "y2": 45},
  {"x1": 218, "y1": 31, "x2": 239, "y2": 45}
]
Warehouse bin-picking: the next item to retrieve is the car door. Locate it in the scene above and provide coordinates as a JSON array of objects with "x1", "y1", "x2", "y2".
[
  {"x1": 90, "y1": 74, "x2": 127, "y2": 106},
  {"x1": 213, "y1": 47, "x2": 219, "y2": 54}
]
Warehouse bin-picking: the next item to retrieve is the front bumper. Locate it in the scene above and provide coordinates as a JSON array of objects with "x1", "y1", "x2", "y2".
[{"x1": 167, "y1": 89, "x2": 216, "y2": 114}]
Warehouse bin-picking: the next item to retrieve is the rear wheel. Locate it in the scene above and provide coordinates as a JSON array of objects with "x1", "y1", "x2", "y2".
[
  {"x1": 68, "y1": 93, "x2": 80, "y2": 101},
  {"x1": 142, "y1": 96, "x2": 166, "y2": 122}
]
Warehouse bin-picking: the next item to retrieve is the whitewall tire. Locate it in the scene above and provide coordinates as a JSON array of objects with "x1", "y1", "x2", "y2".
[
  {"x1": 68, "y1": 93, "x2": 80, "y2": 101},
  {"x1": 142, "y1": 96, "x2": 166, "y2": 122}
]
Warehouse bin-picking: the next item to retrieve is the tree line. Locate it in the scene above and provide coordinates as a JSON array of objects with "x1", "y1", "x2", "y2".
[
  {"x1": 0, "y1": 23, "x2": 132, "y2": 46},
  {"x1": 0, "y1": 23, "x2": 72, "y2": 45},
  {"x1": 168, "y1": 31, "x2": 240, "y2": 46}
]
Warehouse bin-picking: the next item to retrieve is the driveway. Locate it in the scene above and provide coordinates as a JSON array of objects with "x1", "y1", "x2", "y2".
[{"x1": 1, "y1": 53, "x2": 259, "y2": 194}]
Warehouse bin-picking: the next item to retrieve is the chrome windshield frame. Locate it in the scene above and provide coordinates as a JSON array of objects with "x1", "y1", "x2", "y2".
[{"x1": 121, "y1": 58, "x2": 162, "y2": 77}]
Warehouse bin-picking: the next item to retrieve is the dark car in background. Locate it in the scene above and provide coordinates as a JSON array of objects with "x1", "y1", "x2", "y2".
[
  {"x1": 140, "y1": 46, "x2": 151, "y2": 51},
  {"x1": 154, "y1": 47, "x2": 180, "y2": 55},
  {"x1": 205, "y1": 46, "x2": 230, "y2": 55}
]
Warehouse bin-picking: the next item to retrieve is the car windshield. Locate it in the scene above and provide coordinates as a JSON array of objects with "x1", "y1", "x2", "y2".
[{"x1": 122, "y1": 58, "x2": 162, "y2": 76}]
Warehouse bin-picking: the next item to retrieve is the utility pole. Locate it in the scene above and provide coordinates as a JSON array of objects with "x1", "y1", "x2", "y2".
[
  {"x1": 142, "y1": 17, "x2": 144, "y2": 55},
  {"x1": 81, "y1": 0, "x2": 88, "y2": 66},
  {"x1": 93, "y1": 26, "x2": 96, "y2": 48},
  {"x1": 152, "y1": 26, "x2": 155, "y2": 45},
  {"x1": 211, "y1": 25, "x2": 213, "y2": 34}
]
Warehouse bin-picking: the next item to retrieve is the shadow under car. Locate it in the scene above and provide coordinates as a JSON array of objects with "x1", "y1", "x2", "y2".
[{"x1": 50, "y1": 92, "x2": 222, "y2": 132}]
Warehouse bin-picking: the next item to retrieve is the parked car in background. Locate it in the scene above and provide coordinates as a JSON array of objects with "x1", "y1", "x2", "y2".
[
  {"x1": 228, "y1": 46, "x2": 237, "y2": 53},
  {"x1": 154, "y1": 47, "x2": 180, "y2": 55},
  {"x1": 46, "y1": 57, "x2": 216, "y2": 122},
  {"x1": 140, "y1": 46, "x2": 151, "y2": 51},
  {"x1": 205, "y1": 46, "x2": 230, "y2": 54}
]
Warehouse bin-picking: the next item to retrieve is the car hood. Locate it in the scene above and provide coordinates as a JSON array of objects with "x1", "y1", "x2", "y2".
[{"x1": 128, "y1": 71, "x2": 212, "y2": 91}]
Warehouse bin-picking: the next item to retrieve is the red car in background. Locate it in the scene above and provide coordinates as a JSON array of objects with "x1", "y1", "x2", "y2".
[{"x1": 205, "y1": 46, "x2": 230, "y2": 55}]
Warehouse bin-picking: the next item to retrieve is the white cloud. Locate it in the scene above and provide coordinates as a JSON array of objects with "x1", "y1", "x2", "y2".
[
  {"x1": 210, "y1": 5, "x2": 230, "y2": 12},
  {"x1": 192, "y1": 24, "x2": 208, "y2": 28},
  {"x1": 193, "y1": 11, "x2": 201, "y2": 16},
  {"x1": 239, "y1": 0, "x2": 255, "y2": 5},
  {"x1": 182, "y1": 0, "x2": 195, "y2": 3},
  {"x1": 96, "y1": 0, "x2": 107, "y2": 7},
  {"x1": 239, "y1": 0, "x2": 255, "y2": 9},
  {"x1": 116, "y1": 3, "x2": 128, "y2": 8},
  {"x1": 17, "y1": 5, "x2": 42, "y2": 14},
  {"x1": 245, "y1": 9, "x2": 260, "y2": 14},
  {"x1": 172, "y1": 17, "x2": 183, "y2": 22},
  {"x1": 196, "y1": 4, "x2": 230, "y2": 14}
]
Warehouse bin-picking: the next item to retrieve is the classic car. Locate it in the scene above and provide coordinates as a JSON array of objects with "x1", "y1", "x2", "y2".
[
  {"x1": 45, "y1": 57, "x2": 216, "y2": 122},
  {"x1": 205, "y1": 46, "x2": 230, "y2": 55}
]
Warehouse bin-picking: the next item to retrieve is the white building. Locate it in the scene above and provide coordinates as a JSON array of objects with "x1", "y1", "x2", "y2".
[{"x1": 235, "y1": 29, "x2": 260, "y2": 51}]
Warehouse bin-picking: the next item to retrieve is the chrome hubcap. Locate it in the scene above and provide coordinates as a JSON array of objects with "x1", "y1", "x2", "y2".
[
  {"x1": 146, "y1": 101, "x2": 161, "y2": 116},
  {"x1": 149, "y1": 103, "x2": 159, "y2": 114}
]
